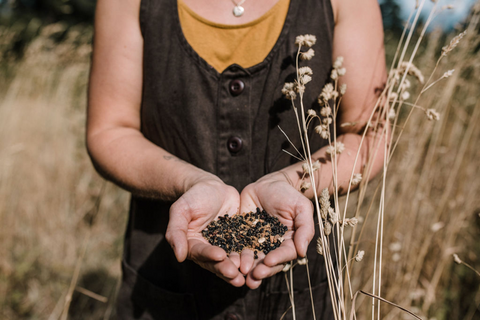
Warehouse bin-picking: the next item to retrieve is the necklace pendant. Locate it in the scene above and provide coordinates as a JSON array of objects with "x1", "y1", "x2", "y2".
[{"x1": 233, "y1": 5, "x2": 244, "y2": 17}]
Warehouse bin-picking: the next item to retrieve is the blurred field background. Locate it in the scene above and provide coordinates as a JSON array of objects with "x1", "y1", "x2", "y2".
[{"x1": 0, "y1": 0, "x2": 479, "y2": 319}]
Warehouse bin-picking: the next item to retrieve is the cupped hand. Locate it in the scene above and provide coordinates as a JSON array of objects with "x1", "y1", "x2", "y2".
[
  {"x1": 239, "y1": 172, "x2": 315, "y2": 289},
  {"x1": 165, "y1": 175, "x2": 245, "y2": 287}
]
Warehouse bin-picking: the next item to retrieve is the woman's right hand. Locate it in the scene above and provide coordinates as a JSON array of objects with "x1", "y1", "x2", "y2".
[{"x1": 165, "y1": 174, "x2": 245, "y2": 287}]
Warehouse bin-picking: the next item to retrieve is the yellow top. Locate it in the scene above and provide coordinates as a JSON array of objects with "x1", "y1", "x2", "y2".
[{"x1": 178, "y1": 0, "x2": 290, "y2": 73}]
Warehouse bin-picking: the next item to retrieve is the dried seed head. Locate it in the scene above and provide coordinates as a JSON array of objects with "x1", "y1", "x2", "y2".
[
  {"x1": 283, "y1": 263, "x2": 292, "y2": 272},
  {"x1": 319, "y1": 188, "x2": 331, "y2": 220},
  {"x1": 325, "y1": 141, "x2": 345, "y2": 155},
  {"x1": 337, "y1": 68, "x2": 346, "y2": 76},
  {"x1": 401, "y1": 91, "x2": 410, "y2": 100},
  {"x1": 342, "y1": 217, "x2": 358, "y2": 227},
  {"x1": 328, "y1": 207, "x2": 338, "y2": 224},
  {"x1": 351, "y1": 173, "x2": 362, "y2": 186},
  {"x1": 302, "y1": 160, "x2": 320, "y2": 175},
  {"x1": 297, "y1": 257, "x2": 307, "y2": 265},
  {"x1": 430, "y1": 221, "x2": 444, "y2": 232},
  {"x1": 300, "y1": 181, "x2": 311, "y2": 192},
  {"x1": 324, "y1": 220, "x2": 332, "y2": 236},
  {"x1": 398, "y1": 62, "x2": 425, "y2": 84},
  {"x1": 340, "y1": 83, "x2": 347, "y2": 95},
  {"x1": 316, "y1": 237, "x2": 324, "y2": 255},
  {"x1": 300, "y1": 48, "x2": 315, "y2": 61},
  {"x1": 307, "y1": 109, "x2": 317, "y2": 117},
  {"x1": 425, "y1": 108, "x2": 440, "y2": 121},
  {"x1": 453, "y1": 253, "x2": 462, "y2": 264},
  {"x1": 443, "y1": 69, "x2": 455, "y2": 78},
  {"x1": 388, "y1": 108, "x2": 396, "y2": 121},
  {"x1": 314, "y1": 125, "x2": 323, "y2": 134},
  {"x1": 442, "y1": 30, "x2": 467, "y2": 57},
  {"x1": 389, "y1": 242, "x2": 402, "y2": 252},
  {"x1": 355, "y1": 250, "x2": 365, "y2": 262}
]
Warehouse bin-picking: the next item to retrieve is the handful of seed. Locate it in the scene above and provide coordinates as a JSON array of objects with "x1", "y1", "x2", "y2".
[{"x1": 202, "y1": 208, "x2": 288, "y2": 259}]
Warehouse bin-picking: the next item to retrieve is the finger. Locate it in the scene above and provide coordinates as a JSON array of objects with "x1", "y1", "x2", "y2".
[
  {"x1": 292, "y1": 201, "x2": 315, "y2": 257},
  {"x1": 216, "y1": 271, "x2": 246, "y2": 287},
  {"x1": 209, "y1": 258, "x2": 242, "y2": 280},
  {"x1": 229, "y1": 252, "x2": 241, "y2": 269},
  {"x1": 240, "y1": 249, "x2": 255, "y2": 275},
  {"x1": 189, "y1": 239, "x2": 226, "y2": 262},
  {"x1": 249, "y1": 262, "x2": 286, "y2": 282},
  {"x1": 263, "y1": 239, "x2": 297, "y2": 267},
  {"x1": 166, "y1": 203, "x2": 190, "y2": 262},
  {"x1": 239, "y1": 186, "x2": 260, "y2": 214}
]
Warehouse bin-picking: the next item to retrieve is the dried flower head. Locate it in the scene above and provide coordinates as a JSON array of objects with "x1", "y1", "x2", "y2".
[
  {"x1": 300, "y1": 48, "x2": 315, "y2": 61},
  {"x1": 326, "y1": 141, "x2": 345, "y2": 155},
  {"x1": 453, "y1": 253, "x2": 462, "y2": 264},
  {"x1": 442, "y1": 31, "x2": 467, "y2": 57},
  {"x1": 337, "y1": 68, "x2": 346, "y2": 76},
  {"x1": 425, "y1": 108, "x2": 440, "y2": 121},
  {"x1": 351, "y1": 173, "x2": 362, "y2": 186},
  {"x1": 330, "y1": 69, "x2": 338, "y2": 80},
  {"x1": 340, "y1": 83, "x2": 347, "y2": 95},
  {"x1": 297, "y1": 257, "x2": 307, "y2": 265},
  {"x1": 355, "y1": 250, "x2": 365, "y2": 262},
  {"x1": 333, "y1": 56, "x2": 344, "y2": 69},
  {"x1": 282, "y1": 82, "x2": 297, "y2": 100},
  {"x1": 401, "y1": 91, "x2": 410, "y2": 100},
  {"x1": 307, "y1": 109, "x2": 317, "y2": 117},
  {"x1": 283, "y1": 263, "x2": 292, "y2": 272},
  {"x1": 302, "y1": 160, "x2": 320, "y2": 175},
  {"x1": 298, "y1": 66, "x2": 313, "y2": 76},
  {"x1": 320, "y1": 106, "x2": 332, "y2": 117},
  {"x1": 295, "y1": 34, "x2": 316, "y2": 47}
]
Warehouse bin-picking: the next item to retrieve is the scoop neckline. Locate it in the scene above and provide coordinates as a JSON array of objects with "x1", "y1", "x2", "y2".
[
  {"x1": 173, "y1": 0, "x2": 299, "y2": 78},
  {"x1": 177, "y1": 0, "x2": 288, "y2": 30}
]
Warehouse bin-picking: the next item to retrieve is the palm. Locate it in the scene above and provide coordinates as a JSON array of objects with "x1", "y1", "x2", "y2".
[{"x1": 239, "y1": 174, "x2": 314, "y2": 289}]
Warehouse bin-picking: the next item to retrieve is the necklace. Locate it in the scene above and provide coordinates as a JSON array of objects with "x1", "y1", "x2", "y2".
[{"x1": 231, "y1": 0, "x2": 246, "y2": 17}]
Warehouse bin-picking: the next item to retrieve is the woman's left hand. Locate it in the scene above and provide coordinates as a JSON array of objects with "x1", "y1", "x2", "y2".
[{"x1": 239, "y1": 172, "x2": 315, "y2": 289}]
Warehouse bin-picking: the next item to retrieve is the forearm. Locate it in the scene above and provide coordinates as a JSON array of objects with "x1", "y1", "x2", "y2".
[
  {"x1": 86, "y1": 127, "x2": 216, "y2": 201},
  {"x1": 278, "y1": 129, "x2": 386, "y2": 199}
]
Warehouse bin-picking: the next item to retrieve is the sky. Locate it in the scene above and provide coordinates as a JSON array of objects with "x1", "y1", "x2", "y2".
[{"x1": 396, "y1": 0, "x2": 476, "y2": 30}]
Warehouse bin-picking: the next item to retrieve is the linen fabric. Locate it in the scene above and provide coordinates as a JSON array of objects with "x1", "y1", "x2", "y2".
[{"x1": 116, "y1": 0, "x2": 336, "y2": 319}]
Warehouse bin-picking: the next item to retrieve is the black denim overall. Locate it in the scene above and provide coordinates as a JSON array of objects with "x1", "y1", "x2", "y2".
[{"x1": 116, "y1": 0, "x2": 335, "y2": 319}]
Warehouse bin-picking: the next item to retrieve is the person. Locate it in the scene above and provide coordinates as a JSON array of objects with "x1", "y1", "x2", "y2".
[{"x1": 86, "y1": 0, "x2": 386, "y2": 318}]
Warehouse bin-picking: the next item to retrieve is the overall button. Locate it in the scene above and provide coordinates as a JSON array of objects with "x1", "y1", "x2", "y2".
[
  {"x1": 224, "y1": 313, "x2": 239, "y2": 320},
  {"x1": 227, "y1": 136, "x2": 243, "y2": 153},
  {"x1": 229, "y1": 79, "x2": 244, "y2": 96}
]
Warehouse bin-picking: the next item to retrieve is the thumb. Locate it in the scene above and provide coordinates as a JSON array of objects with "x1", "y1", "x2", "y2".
[{"x1": 166, "y1": 202, "x2": 190, "y2": 262}]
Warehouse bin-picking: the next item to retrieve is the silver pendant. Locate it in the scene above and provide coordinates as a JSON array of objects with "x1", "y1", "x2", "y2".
[{"x1": 233, "y1": 5, "x2": 244, "y2": 17}]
